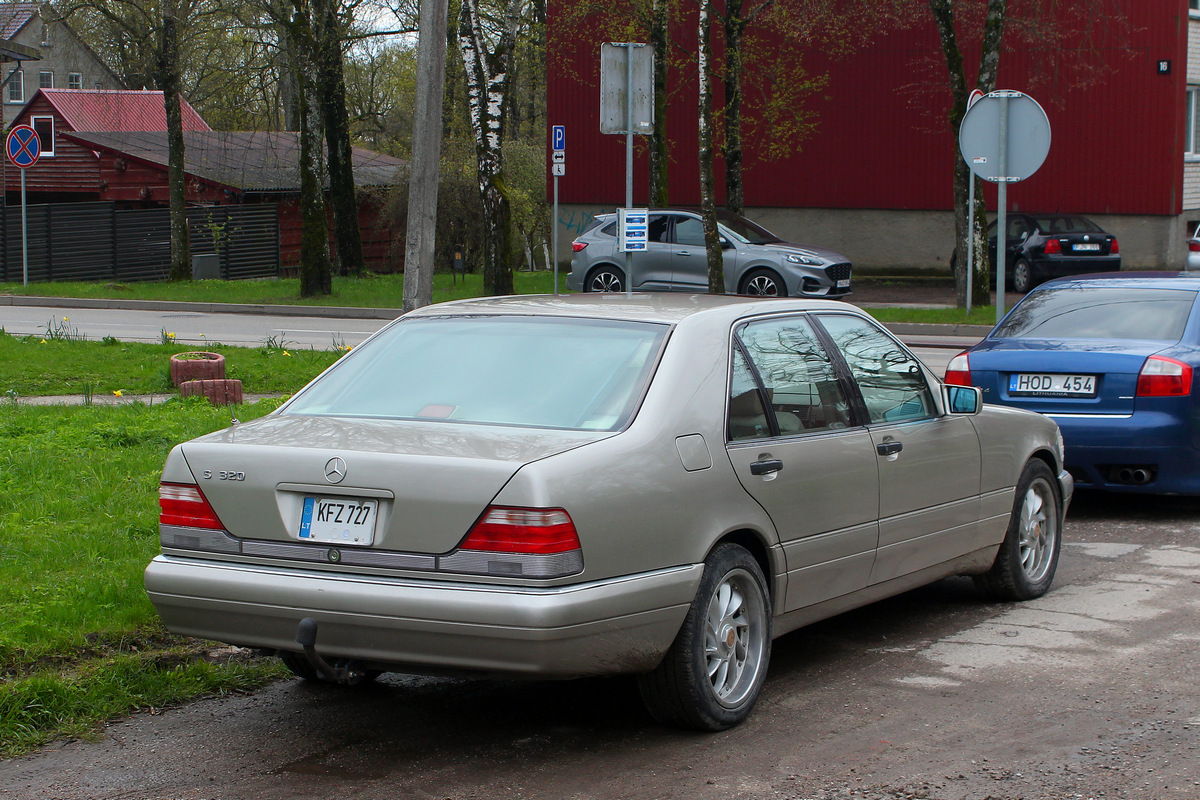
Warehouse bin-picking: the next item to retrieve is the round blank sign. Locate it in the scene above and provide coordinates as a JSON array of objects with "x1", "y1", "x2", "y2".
[{"x1": 959, "y1": 91, "x2": 1051, "y2": 183}]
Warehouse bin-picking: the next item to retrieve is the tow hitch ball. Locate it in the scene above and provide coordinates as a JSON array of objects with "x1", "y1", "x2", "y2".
[{"x1": 295, "y1": 617, "x2": 367, "y2": 685}]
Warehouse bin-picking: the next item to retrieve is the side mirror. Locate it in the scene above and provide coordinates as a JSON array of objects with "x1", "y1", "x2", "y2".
[{"x1": 943, "y1": 384, "x2": 981, "y2": 415}]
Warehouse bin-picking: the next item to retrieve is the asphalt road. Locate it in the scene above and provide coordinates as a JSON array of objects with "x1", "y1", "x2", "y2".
[
  {"x1": 0, "y1": 302, "x2": 972, "y2": 374},
  {"x1": 1, "y1": 490, "x2": 1197, "y2": 800}
]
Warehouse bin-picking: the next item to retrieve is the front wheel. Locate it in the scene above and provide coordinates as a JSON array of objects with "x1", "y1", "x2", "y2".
[
  {"x1": 739, "y1": 268, "x2": 787, "y2": 297},
  {"x1": 638, "y1": 543, "x2": 772, "y2": 731},
  {"x1": 585, "y1": 265, "x2": 625, "y2": 293},
  {"x1": 974, "y1": 459, "x2": 1062, "y2": 601}
]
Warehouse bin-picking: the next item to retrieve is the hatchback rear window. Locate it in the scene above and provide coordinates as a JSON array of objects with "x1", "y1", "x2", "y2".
[
  {"x1": 994, "y1": 287, "x2": 1197, "y2": 341},
  {"x1": 284, "y1": 316, "x2": 668, "y2": 431}
]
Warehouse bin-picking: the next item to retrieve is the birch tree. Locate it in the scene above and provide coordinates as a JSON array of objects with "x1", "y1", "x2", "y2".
[
  {"x1": 459, "y1": 0, "x2": 523, "y2": 296},
  {"x1": 697, "y1": 0, "x2": 723, "y2": 293}
]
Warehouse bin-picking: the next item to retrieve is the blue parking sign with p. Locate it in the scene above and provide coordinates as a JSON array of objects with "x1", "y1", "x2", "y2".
[{"x1": 552, "y1": 125, "x2": 566, "y2": 151}]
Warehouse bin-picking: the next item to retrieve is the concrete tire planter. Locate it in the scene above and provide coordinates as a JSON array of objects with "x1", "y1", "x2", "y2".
[
  {"x1": 170, "y1": 352, "x2": 226, "y2": 387},
  {"x1": 180, "y1": 379, "x2": 244, "y2": 406}
]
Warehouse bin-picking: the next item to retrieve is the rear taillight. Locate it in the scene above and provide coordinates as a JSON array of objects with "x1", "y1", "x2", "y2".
[
  {"x1": 944, "y1": 352, "x2": 972, "y2": 386},
  {"x1": 1110, "y1": 238, "x2": 1119, "y2": 254},
  {"x1": 460, "y1": 506, "x2": 580, "y2": 554},
  {"x1": 1189, "y1": 240, "x2": 1200, "y2": 253},
  {"x1": 1137, "y1": 355, "x2": 1193, "y2": 397},
  {"x1": 1043, "y1": 238, "x2": 1062, "y2": 255},
  {"x1": 572, "y1": 241, "x2": 588, "y2": 252},
  {"x1": 159, "y1": 482, "x2": 225, "y2": 529}
]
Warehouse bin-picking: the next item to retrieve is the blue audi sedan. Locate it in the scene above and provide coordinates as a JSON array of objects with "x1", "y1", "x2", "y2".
[{"x1": 945, "y1": 274, "x2": 1200, "y2": 494}]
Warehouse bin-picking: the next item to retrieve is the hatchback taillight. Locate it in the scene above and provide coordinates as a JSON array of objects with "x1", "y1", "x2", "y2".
[
  {"x1": 159, "y1": 483, "x2": 225, "y2": 529},
  {"x1": 1043, "y1": 238, "x2": 1062, "y2": 255},
  {"x1": 944, "y1": 352, "x2": 972, "y2": 386},
  {"x1": 1137, "y1": 355, "x2": 1193, "y2": 397},
  {"x1": 460, "y1": 506, "x2": 581, "y2": 554},
  {"x1": 572, "y1": 241, "x2": 588, "y2": 252}
]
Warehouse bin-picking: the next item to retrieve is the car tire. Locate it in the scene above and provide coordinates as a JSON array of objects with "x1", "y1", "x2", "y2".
[
  {"x1": 637, "y1": 543, "x2": 772, "y2": 731},
  {"x1": 279, "y1": 651, "x2": 381, "y2": 686},
  {"x1": 973, "y1": 459, "x2": 1061, "y2": 601},
  {"x1": 739, "y1": 268, "x2": 787, "y2": 297},
  {"x1": 1012, "y1": 258, "x2": 1035, "y2": 294},
  {"x1": 585, "y1": 265, "x2": 625, "y2": 293}
]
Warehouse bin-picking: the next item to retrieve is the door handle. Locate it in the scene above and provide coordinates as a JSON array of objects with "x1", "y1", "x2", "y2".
[
  {"x1": 750, "y1": 458, "x2": 783, "y2": 476},
  {"x1": 676, "y1": 250, "x2": 692, "y2": 256},
  {"x1": 876, "y1": 441, "x2": 903, "y2": 457}
]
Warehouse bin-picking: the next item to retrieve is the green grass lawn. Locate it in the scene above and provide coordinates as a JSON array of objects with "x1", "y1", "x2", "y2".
[
  {"x1": 0, "y1": 399, "x2": 289, "y2": 756},
  {"x1": 0, "y1": 335, "x2": 340, "y2": 755},
  {"x1": 0, "y1": 330, "x2": 343, "y2": 398},
  {"x1": 0, "y1": 270, "x2": 561, "y2": 308}
]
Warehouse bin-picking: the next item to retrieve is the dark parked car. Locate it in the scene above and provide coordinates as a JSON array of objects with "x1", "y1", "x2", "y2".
[
  {"x1": 946, "y1": 273, "x2": 1200, "y2": 494},
  {"x1": 983, "y1": 213, "x2": 1120, "y2": 293}
]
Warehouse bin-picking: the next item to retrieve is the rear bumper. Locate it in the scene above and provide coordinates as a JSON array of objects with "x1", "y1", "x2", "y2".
[
  {"x1": 145, "y1": 555, "x2": 700, "y2": 677},
  {"x1": 1034, "y1": 255, "x2": 1121, "y2": 278},
  {"x1": 1051, "y1": 412, "x2": 1200, "y2": 494}
]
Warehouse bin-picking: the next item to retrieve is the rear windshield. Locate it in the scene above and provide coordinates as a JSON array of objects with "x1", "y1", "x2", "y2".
[
  {"x1": 1032, "y1": 216, "x2": 1104, "y2": 234},
  {"x1": 994, "y1": 287, "x2": 1197, "y2": 341},
  {"x1": 283, "y1": 315, "x2": 668, "y2": 431}
]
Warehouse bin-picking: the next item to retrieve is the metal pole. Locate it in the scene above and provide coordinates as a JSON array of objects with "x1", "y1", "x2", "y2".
[
  {"x1": 553, "y1": 174, "x2": 559, "y2": 295},
  {"x1": 628, "y1": 42, "x2": 638, "y2": 297},
  {"x1": 20, "y1": 167, "x2": 28, "y2": 287},
  {"x1": 995, "y1": 94, "x2": 1009, "y2": 324},
  {"x1": 966, "y1": 175, "x2": 974, "y2": 316}
]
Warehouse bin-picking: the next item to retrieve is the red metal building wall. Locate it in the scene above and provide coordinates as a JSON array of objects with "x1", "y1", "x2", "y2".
[{"x1": 548, "y1": 1, "x2": 1187, "y2": 217}]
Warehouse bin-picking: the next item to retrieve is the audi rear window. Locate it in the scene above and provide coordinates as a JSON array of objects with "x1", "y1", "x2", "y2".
[{"x1": 994, "y1": 287, "x2": 1197, "y2": 341}]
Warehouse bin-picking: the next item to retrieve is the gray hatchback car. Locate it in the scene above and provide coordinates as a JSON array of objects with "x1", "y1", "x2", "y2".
[{"x1": 567, "y1": 209, "x2": 852, "y2": 297}]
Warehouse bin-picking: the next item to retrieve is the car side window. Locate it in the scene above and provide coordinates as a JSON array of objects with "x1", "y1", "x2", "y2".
[
  {"x1": 728, "y1": 349, "x2": 771, "y2": 440},
  {"x1": 674, "y1": 217, "x2": 706, "y2": 247},
  {"x1": 731, "y1": 317, "x2": 852, "y2": 439},
  {"x1": 648, "y1": 215, "x2": 671, "y2": 243},
  {"x1": 816, "y1": 314, "x2": 936, "y2": 425},
  {"x1": 1007, "y1": 217, "x2": 1029, "y2": 240}
]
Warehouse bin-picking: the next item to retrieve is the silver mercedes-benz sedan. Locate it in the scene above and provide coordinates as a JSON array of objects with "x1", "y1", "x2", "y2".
[{"x1": 146, "y1": 294, "x2": 1071, "y2": 731}]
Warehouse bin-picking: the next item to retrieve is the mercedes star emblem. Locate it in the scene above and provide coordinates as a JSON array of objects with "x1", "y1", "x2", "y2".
[{"x1": 324, "y1": 457, "x2": 347, "y2": 484}]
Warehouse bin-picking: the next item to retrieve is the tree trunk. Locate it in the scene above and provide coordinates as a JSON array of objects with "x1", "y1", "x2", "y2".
[
  {"x1": 698, "y1": 0, "x2": 723, "y2": 293},
  {"x1": 314, "y1": 0, "x2": 364, "y2": 276},
  {"x1": 723, "y1": 0, "x2": 746, "y2": 216},
  {"x1": 648, "y1": 0, "x2": 669, "y2": 207},
  {"x1": 159, "y1": 2, "x2": 190, "y2": 282},
  {"x1": 459, "y1": 0, "x2": 521, "y2": 297},
  {"x1": 290, "y1": 2, "x2": 332, "y2": 297}
]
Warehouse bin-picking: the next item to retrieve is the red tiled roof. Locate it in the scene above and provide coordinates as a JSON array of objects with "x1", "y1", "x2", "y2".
[
  {"x1": 0, "y1": 2, "x2": 37, "y2": 40},
  {"x1": 37, "y1": 89, "x2": 211, "y2": 132}
]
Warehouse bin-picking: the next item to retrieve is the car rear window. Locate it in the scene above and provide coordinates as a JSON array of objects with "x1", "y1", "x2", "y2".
[
  {"x1": 994, "y1": 287, "x2": 1198, "y2": 341},
  {"x1": 283, "y1": 315, "x2": 668, "y2": 431}
]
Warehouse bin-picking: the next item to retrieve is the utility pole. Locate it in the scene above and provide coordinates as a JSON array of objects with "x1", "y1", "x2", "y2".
[{"x1": 402, "y1": 0, "x2": 449, "y2": 312}]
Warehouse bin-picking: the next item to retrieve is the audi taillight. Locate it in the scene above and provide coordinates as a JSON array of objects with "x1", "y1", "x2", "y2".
[
  {"x1": 1044, "y1": 238, "x2": 1062, "y2": 255},
  {"x1": 460, "y1": 506, "x2": 580, "y2": 554},
  {"x1": 159, "y1": 482, "x2": 225, "y2": 529},
  {"x1": 572, "y1": 241, "x2": 588, "y2": 252},
  {"x1": 1137, "y1": 355, "x2": 1193, "y2": 397},
  {"x1": 944, "y1": 352, "x2": 972, "y2": 386}
]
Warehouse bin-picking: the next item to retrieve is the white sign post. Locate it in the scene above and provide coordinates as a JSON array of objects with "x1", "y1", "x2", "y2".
[{"x1": 600, "y1": 43, "x2": 654, "y2": 296}]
